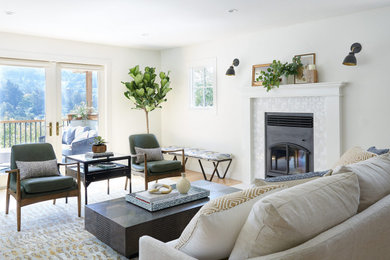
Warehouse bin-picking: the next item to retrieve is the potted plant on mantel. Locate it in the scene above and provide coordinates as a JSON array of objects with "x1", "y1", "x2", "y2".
[
  {"x1": 121, "y1": 65, "x2": 172, "y2": 133},
  {"x1": 92, "y1": 136, "x2": 107, "y2": 153},
  {"x1": 256, "y1": 57, "x2": 302, "y2": 92}
]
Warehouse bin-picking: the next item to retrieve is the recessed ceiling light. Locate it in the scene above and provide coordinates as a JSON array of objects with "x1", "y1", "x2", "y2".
[
  {"x1": 5, "y1": 10, "x2": 15, "y2": 15},
  {"x1": 228, "y1": 9, "x2": 238, "y2": 13},
  {"x1": 141, "y1": 33, "x2": 149, "y2": 37}
]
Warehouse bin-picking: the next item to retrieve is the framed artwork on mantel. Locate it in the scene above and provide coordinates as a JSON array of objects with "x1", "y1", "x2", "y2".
[
  {"x1": 252, "y1": 63, "x2": 271, "y2": 86},
  {"x1": 294, "y1": 53, "x2": 316, "y2": 84}
]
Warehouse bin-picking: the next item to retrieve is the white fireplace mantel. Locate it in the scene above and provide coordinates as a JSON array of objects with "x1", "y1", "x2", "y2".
[{"x1": 242, "y1": 82, "x2": 346, "y2": 184}]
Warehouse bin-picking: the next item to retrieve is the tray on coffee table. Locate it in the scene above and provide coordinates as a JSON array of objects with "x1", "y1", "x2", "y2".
[{"x1": 125, "y1": 184, "x2": 210, "y2": 211}]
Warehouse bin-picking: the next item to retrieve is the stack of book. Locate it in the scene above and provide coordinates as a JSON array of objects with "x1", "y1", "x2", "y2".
[
  {"x1": 135, "y1": 189, "x2": 179, "y2": 204},
  {"x1": 86, "y1": 152, "x2": 114, "y2": 158}
]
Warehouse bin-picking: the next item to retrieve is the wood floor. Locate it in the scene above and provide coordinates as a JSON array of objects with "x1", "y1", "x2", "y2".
[{"x1": 167, "y1": 169, "x2": 241, "y2": 186}]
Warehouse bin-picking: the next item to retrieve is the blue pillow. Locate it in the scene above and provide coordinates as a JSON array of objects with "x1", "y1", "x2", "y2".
[
  {"x1": 265, "y1": 170, "x2": 329, "y2": 182},
  {"x1": 64, "y1": 127, "x2": 77, "y2": 145},
  {"x1": 367, "y1": 146, "x2": 389, "y2": 155}
]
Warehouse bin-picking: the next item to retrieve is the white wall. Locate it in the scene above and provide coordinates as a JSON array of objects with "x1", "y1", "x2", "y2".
[
  {"x1": 160, "y1": 7, "x2": 390, "y2": 183},
  {"x1": 0, "y1": 32, "x2": 161, "y2": 155}
]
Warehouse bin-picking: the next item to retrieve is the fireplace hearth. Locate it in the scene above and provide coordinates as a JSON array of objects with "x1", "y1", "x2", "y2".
[{"x1": 265, "y1": 112, "x2": 314, "y2": 178}]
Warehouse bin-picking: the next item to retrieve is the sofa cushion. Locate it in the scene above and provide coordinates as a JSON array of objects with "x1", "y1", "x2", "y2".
[
  {"x1": 16, "y1": 159, "x2": 60, "y2": 180},
  {"x1": 21, "y1": 175, "x2": 75, "y2": 193},
  {"x1": 134, "y1": 147, "x2": 164, "y2": 163},
  {"x1": 132, "y1": 160, "x2": 181, "y2": 174},
  {"x1": 333, "y1": 153, "x2": 390, "y2": 212},
  {"x1": 174, "y1": 185, "x2": 286, "y2": 260},
  {"x1": 229, "y1": 172, "x2": 359, "y2": 259},
  {"x1": 367, "y1": 146, "x2": 389, "y2": 155},
  {"x1": 333, "y1": 146, "x2": 376, "y2": 168}
]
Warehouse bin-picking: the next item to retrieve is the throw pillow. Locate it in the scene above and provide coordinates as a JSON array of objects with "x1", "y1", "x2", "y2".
[
  {"x1": 229, "y1": 172, "x2": 359, "y2": 259},
  {"x1": 367, "y1": 146, "x2": 390, "y2": 155},
  {"x1": 174, "y1": 185, "x2": 286, "y2": 260},
  {"x1": 16, "y1": 159, "x2": 60, "y2": 180},
  {"x1": 134, "y1": 147, "x2": 164, "y2": 164},
  {"x1": 72, "y1": 131, "x2": 89, "y2": 143},
  {"x1": 333, "y1": 146, "x2": 376, "y2": 168},
  {"x1": 333, "y1": 153, "x2": 390, "y2": 212},
  {"x1": 64, "y1": 127, "x2": 77, "y2": 145}
]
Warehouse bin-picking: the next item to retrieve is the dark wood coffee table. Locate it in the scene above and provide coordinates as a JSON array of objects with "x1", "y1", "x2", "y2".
[{"x1": 84, "y1": 180, "x2": 240, "y2": 258}]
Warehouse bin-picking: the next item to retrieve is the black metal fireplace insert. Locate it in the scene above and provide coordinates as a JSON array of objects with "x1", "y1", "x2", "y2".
[{"x1": 265, "y1": 112, "x2": 314, "y2": 178}]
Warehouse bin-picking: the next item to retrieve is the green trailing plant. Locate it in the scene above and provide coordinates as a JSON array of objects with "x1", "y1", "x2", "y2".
[
  {"x1": 256, "y1": 57, "x2": 302, "y2": 92},
  {"x1": 92, "y1": 136, "x2": 107, "y2": 146},
  {"x1": 121, "y1": 65, "x2": 171, "y2": 133}
]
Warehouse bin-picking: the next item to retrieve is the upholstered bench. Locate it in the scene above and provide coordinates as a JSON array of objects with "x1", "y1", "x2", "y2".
[{"x1": 162, "y1": 146, "x2": 233, "y2": 181}]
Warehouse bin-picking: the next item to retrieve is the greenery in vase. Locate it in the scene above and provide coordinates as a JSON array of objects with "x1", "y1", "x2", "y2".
[
  {"x1": 70, "y1": 102, "x2": 94, "y2": 120},
  {"x1": 256, "y1": 56, "x2": 302, "y2": 92},
  {"x1": 121, "y1": 65, "x2": 172, "y2": 133},
  {"x1": 92, "y1": 136, "x2": 107, "y2": 146}
]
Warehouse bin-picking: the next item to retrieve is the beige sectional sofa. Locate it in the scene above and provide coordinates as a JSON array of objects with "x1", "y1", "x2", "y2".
[{"x1": 139, "y1": 153, "x2": 390, "y2": 260}]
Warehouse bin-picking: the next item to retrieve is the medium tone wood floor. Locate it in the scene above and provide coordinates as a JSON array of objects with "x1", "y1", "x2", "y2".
[{"x1": 168, "y1": 169, "x2": 241, "y2": 186}]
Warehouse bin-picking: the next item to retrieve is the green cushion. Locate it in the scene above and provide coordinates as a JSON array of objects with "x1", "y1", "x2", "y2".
[
  {"x1": 22, "y1": 176, "x2": 75, "y2": 194},
  {"x1": 132, "y1": 160, "x2": 182, "y2": 174},
  {"x1": 129, "y1": 134, "x2": 160, "y2": 164}
]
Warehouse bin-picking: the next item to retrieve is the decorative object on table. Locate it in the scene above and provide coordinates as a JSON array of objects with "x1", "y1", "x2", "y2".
[
  {"x1": 252, "y1": 63, "x2": 271, "y2": 86},
  {"x1": 176, "y1": 172, "x2": 191, "y2": 194},
  {"x1": 294, "y1": 53, "x2": 315, "y2": 84},
  {"x1": 305, "y1": 64, "x2": 318, "y2": 83},
  {"x1": 255, "y1": 57, "x2": 302, "y2": 91},
  {"x1": 342, "y1": 42, "x2": 362, "y2": 66},
  {"x1": 96, "y1": 162, "x2": 117, "y2": 169},
  {"x1": 226, "y1": 58, "x2": 240, "y2": 76},
  {"x1": 122, "y1": 65, "x2": 172, "y2": 133},
  {"x1": 125, "y1": 184, "x2": 210, "y2": 211},
  {"x1": 148, "y1": 183, "x2": 173, "y2": 194},
  {"x1": 86, "y1": 151, "x2": 114, "y2": 158},
  {"x1": 92, "y1": 136, "x2": 107, "y2": 153}
]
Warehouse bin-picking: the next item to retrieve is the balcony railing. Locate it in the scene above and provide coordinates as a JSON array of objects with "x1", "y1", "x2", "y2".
[{"x1": 0, "y1": 119, "x2": 70, "y2": 148}]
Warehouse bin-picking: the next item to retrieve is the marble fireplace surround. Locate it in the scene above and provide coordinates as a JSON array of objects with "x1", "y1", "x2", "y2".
[{"x1": 242, "y1": 82, "x2": 345, "y2": 183}]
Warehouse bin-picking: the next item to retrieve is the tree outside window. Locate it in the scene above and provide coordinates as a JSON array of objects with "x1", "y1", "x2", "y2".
[{"x1": 190, "y1": 58, "x2": 216, "y2": 109}]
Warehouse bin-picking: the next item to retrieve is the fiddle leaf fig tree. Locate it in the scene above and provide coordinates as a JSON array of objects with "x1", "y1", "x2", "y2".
[{"x1": 121, "y1": 65, "x2": 171, "y2": 133}]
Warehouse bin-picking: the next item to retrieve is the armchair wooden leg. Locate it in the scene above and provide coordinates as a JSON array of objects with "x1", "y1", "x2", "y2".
[
  {"x1": 5, "y1": 190, "x2": 10, "y2": 214},
  {"x1": 124, "y1": 177, "x2": 128, "y2": 190},
  {"x1": 77, "y1": 194, "x2": 81, "y2": 218},
  {"x1": 17, "y1": 202, "x2": 21, "y2": 232},
  {"x1": 145, "y1": 179, "x2": 148, "y2": 191}
]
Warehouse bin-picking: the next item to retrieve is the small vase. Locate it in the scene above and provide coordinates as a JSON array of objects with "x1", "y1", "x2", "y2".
[{"x1": 176, "y1": 173, "x2": 191, "y2": 194}]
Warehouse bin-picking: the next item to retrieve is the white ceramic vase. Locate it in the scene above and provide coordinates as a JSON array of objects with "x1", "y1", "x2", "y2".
[{"x1": 176, "y1": 173, "x2": 191, "y2": 194}]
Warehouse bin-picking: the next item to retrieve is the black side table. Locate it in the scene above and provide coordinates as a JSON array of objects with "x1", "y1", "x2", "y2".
[{"x1": 65, "y1": 153, "x2": 131, "y2": 204}]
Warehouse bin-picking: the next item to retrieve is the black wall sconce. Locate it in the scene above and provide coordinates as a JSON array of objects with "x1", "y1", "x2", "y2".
[
  {"x1": 343, "y1": 43, "x2": 362, "y2": 66},
  {"x1": 226, "y1": 58, "x2": 240, "y2": 76}
]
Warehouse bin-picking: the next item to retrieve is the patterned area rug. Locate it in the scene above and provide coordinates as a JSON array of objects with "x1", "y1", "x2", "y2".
[{"x1": 0, "y1": 176, "x2": 173, "y2": 259}]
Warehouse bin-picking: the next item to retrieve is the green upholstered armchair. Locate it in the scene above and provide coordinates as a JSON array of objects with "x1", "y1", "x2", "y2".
[
  {"x1": 5, "y1": 143, "x2": 81, "y2": 231},
  {"x1": 128, "y1": 134, "x2": 185, "y2": 190}
]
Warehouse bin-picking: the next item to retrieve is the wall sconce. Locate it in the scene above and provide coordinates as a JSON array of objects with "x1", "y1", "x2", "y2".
[
  {"x1": 342, "y1": 43, "x2": 362, "y2": 66},
  {"x1": 226, "y1": 58, "x2": 240, "y2": 76}
]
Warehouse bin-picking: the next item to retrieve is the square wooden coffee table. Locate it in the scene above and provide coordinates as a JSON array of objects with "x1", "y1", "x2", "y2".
[{"x1": 85, "y1": 180, "x2": 240, "y2": 258}]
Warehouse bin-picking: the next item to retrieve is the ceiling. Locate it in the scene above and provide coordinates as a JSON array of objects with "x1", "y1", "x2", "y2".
[{"x1": 1, "y1": 0, "x2": 390, "y2": 50}]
